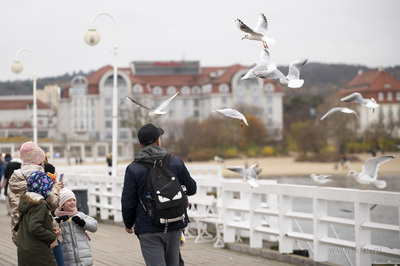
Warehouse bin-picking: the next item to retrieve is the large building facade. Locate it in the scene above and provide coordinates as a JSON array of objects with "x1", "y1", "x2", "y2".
[
  {"x1": 1, "y1": 61, "x2": 284, "y2": 163},
  {"x1": 339, "y1": 69, "x2": 400, "y2": 138}
]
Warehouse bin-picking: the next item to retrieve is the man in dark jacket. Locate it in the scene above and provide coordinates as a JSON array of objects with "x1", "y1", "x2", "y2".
[{"x1": 122, "y1": 123, "x2": 196, "y2": 266}]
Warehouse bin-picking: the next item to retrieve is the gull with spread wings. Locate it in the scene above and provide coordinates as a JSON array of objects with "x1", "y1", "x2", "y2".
[
  {"x1": 347, "y1": 155, "x2": 395, "y2": 189},
  {"x1": 214, "y1": 108, "x2": 249, "y2": 127},
  {"x1": 320, "y1": 107, "x2": 359, "y2": 120},
  {"x1": 126, "y1": 92, "x2": 179, "y2": 117},
  {"x1": 236, "y1": 13, "x2": 276, "y2": 49},
  {"x1": 340, "y1": 92, "x2": 379, "y2": 111},
  {"x1": 242, "y1": 49, "x2": 272, "y2": 80},
  {"x1": 310, "y1": 174, "x2": 334, "y2": 187},
  {"x1": 227, "y1": 163, "x2": 260, "y2": 188},
  {"x1": 255, "y1": 58, "x2": 308, "y2": 93}
]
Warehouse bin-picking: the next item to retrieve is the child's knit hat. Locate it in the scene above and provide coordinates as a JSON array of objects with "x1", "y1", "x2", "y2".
[
  {"x1": 27, "y1": 171, "x2": 54, "y2": 199},
  {"x1": 20, "y1": 141, "x2": 46, "y2": 165},
  {"x1": 59, "y1": 188, "x2": 76, "y2": 208}
]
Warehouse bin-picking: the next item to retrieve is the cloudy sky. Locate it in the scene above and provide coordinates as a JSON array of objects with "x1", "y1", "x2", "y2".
[{"x1": 1, "y1": 0, "x2": 399, "y2": 82}]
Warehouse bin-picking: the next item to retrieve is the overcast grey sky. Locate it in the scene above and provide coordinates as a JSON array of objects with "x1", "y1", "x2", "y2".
[{"x1": 1, "y1": 0, "x2": 399, "y2": 82}]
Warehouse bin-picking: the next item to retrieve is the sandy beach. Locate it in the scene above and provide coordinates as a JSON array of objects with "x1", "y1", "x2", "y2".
[{"x1": 186, "y1": 152, "x2": 400, "y2": 178}]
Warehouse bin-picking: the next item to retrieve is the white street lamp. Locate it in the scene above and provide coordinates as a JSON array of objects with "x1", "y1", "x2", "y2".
[
  {"x1": 11, "y1": 48, "x2": 38, "y2": 144},
  {"x1": 85, "y1": 12, "x2": 119, "y2": 177}
]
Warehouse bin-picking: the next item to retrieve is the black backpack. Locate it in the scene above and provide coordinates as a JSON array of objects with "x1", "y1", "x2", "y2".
[{"x1": 136, "y1": 154, "x2": 188, "y2": 232}]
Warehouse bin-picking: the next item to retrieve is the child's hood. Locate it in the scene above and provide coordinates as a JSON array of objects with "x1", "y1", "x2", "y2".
[{"x1": 19, "y1": 192, "x2": 47, "y2": 214}]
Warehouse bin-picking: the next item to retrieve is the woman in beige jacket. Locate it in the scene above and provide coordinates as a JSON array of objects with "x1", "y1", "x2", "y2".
[{"x1": 7, "y1": 141, "x2": 62, "y2": 246}]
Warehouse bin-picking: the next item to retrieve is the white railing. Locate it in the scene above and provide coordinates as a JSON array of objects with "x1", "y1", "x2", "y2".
[
  {"x1": 221, "y1": 180, "x2": 400, "y2": 266},
  {"x1": 60, "y1": 164, "x2": 400, "y2": 266},
  {"x1": 61, "y1": 164, "x2": 223, "y2": 223}
]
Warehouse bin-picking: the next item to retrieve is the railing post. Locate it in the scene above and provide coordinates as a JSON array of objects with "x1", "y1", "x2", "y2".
[
  {"x1": 279, "y1": 195, "x2": 293, "y2": 253},
  {"x1": 313, "y1": 198, "x2": 329, "y2": 262},
  {"x1": 249, "y1": 191, "x2": 262, "y2": 248},
  {"x1": 223, "y1": 185, "x2": 236, "y2": 243},
  {"x1": 354, "y1": 202, "x2": 371, "y2": 266}
]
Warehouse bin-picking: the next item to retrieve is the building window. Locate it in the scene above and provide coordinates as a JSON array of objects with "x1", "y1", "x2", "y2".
[
  {"x1": 396, "y1": 92, "x2": 400, "y2": 101},
  {"x1": 253, "y1": 97, "x2": 259, "y2": 106},
  {"x1": 221, "y1": 97, "x2": 227, "y2": 105},
  {"x1": 219, "y1": 84, "x2": 229, "y2": 93},
  {"x1": 105, "y1": 121, "x2": 112, "y2": 128},
  {"x1": 265, "y1": 83, "x2": 274, "y2": 92},
  {"x1": 183, "y1": 99, "x2": 189, "y2": 107},
  {"x1": 105, "y1": 110, "x2": 112, "y2": 117},
  {"x1": 193, "y1": 86, "x2": 201, "y2": 94},
  {"x1": 119, "y1": 131, "x2": 128, "y2": 139},
  {"x1": 153, "y1": 86, "x2": 162, "y2": 95},
  {"x1": 167, "y1": 86, "x2": 177, "y2": 95},
  {"x1": 194, "y1": 99, "x2": 199, "y2": 107},
  {"x1": 194, "y1": 110, "x2": 199, "y2": 118},
  {"x1": 104, "y1": 132, "x2": 112, "y2": 140},
  {"x1": 105, "y1": 98, "x2": 112, "y2": 105},
  {"x1": 383, "y1": 83, "x2": 392, "y2": 89},
  {"x1": 181, "y1": 86, "x2": 190, "y2": 95},
  {"x1": 133, "y1": 84, "x2": 143, "y2": 94},
  {"x1": 266, "y1": 96, "x2": 272, "y2": 104},
  {"x1": 387, "y1": 92, "x2": 393, "y2": 101},
  {"x1": 378, "y1": 92, "x2": 384, "y2": 101}
]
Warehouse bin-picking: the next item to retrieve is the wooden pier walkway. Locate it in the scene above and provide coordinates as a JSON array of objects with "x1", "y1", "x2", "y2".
[{"x1": 0, "y1": 199, "x2": 291, "y2": 266}]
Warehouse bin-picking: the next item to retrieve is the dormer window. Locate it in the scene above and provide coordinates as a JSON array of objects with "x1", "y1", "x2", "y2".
[
  {"x1": 167, "y1": 86, "x2": 177, "y2": 95},
  {"x1": 378, "y1": 92, "x2": 384, "y2": 101},
  {"x1": 383, "y1": 83, "x2": 392, "y2": 89},
  {"x1": 396, "y1": 92, "x2": 400, "y2": 101},
  {"x1": 387, "y1": 92, "x2": 393, "y2": 101},
  {"x1": 219, "y1": 83, "x2": 229, "y2": 93},
  {"x1": 153, "y1": 86, "x2": 162, "y2": 95}
]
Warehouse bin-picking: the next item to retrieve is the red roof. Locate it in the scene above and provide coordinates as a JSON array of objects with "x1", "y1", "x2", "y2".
[
  {"x1": 0, "y1": 99, "x2": 50, "y2": 110},
  {"x1": 339, "y1": 70, "x2": 400, "y2": 102}
]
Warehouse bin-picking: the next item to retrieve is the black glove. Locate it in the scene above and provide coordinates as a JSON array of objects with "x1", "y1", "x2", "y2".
[
  {"x1": 72, "y1": 215, "x2": 86, "y2": 227},
  {"x1": 55, "y1": 215, "x2": 69, "y2": 223}
]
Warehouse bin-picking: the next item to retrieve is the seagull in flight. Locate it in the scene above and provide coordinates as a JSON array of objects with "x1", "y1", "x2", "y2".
[
  {"x1": 310, "y1": 174, "x2": 333, "y2": 187},
  {"x1": 340, "y1": 92, "x2": 379, "y2": 111},
  {"x1": 347, "y1": 155, "x2": 395, "y2": 189},
  {"x1": 227, "y1": 163, "x2": 260, "y2": 188},
  {"x1": 126, "y1": 92, "x2": 179, "y2": 117},
  {"x1": 214, "y1": 108, "x2": 249, "y2": 127},
  {"x1": 320, "y1": 107, "x2": 359, "y2": 120},
  {"x1": 236, "y1": 13, "x2": 276, "y2": 49},
  {"x1": 255, "y1": 58, "x2": 308, "y2": 93},
  {"x1": 242, "y1": 49, "x2": 272, "y2": 80}
]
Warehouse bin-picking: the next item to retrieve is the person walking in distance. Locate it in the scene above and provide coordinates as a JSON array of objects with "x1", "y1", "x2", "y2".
[{"x1": 121, "y1": 123, "x2": 197, "y2": 266}]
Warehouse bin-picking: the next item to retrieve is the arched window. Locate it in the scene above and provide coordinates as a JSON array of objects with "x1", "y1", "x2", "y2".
[
  {"x1": 153, "y1": 86, "x2": 162, "y2": 96},
  {"x1": 387, "y1": 92, "x2": 393, "y2": 101},
  {"x1": 193, "y1": 86, "x2": 201, "y2": 94},
  {"x1": 265, "y1": 83, "x2": 274, "y2": 92},
  {"x1": 167, "y1": 86, "x2": 177, "y2": 95},
  {"x1": 219, "y1": 83, "x2": 229, "y2": 93},
  {"x1": 133, "y1": 84, "x2": 143, "y2": 94},
  {"x1": 181, "y1": 86, "x2": 190, "y2": 95}
]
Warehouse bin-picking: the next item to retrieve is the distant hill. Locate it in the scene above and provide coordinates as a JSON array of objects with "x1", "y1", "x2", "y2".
[
  {"x1": 0, "y1": 70, "x2": 91, "y2": 95},
  {"x1": 1, "y1": 64, "x2": 399, "y2": 97}
]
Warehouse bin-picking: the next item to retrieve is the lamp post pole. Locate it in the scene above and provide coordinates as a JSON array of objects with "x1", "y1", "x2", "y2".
[
  {"x1": 11, "y1": 48, "x2": 37, "y2": 144},
  {"x1": 85, "y1": 12, "x2": 119, "y2": 176}
]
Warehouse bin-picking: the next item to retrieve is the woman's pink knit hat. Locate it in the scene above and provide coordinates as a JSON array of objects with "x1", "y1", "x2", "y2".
[{"x1": 20, "y1": 141, "x2": 46, "y2": 165}]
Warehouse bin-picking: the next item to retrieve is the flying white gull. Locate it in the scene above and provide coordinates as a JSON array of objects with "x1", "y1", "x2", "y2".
[
  {"x1": 320, "y1": 107, "x2": 359, "y2": 120},
  {"x1": 242, "y1": 49, "x2": 272, "y2": 80},
  {"x1": 340, "y1": 92, "x2": 379, "y2": 111},
  {"x1": 214, "y1": 108, "x2": 249, "y2": 127},
  {"x1": 347, "y1": 155, "x2": 396, "y2": 189},
  {"x1": 310, "y1": 174, "x2": 333, "y2": 187},
  {"x1": 227, "y1": 163, "x2": 260, "y2": 188},
  {"x1": 236, "y1": 13, "x2": 276, "y2": 49},
  {"x1": 126, "y1": 92, "x2": 179, "y2": 117},
  {"x1": 255, "y1": 58, "x2": 308, "y2": 93}
]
